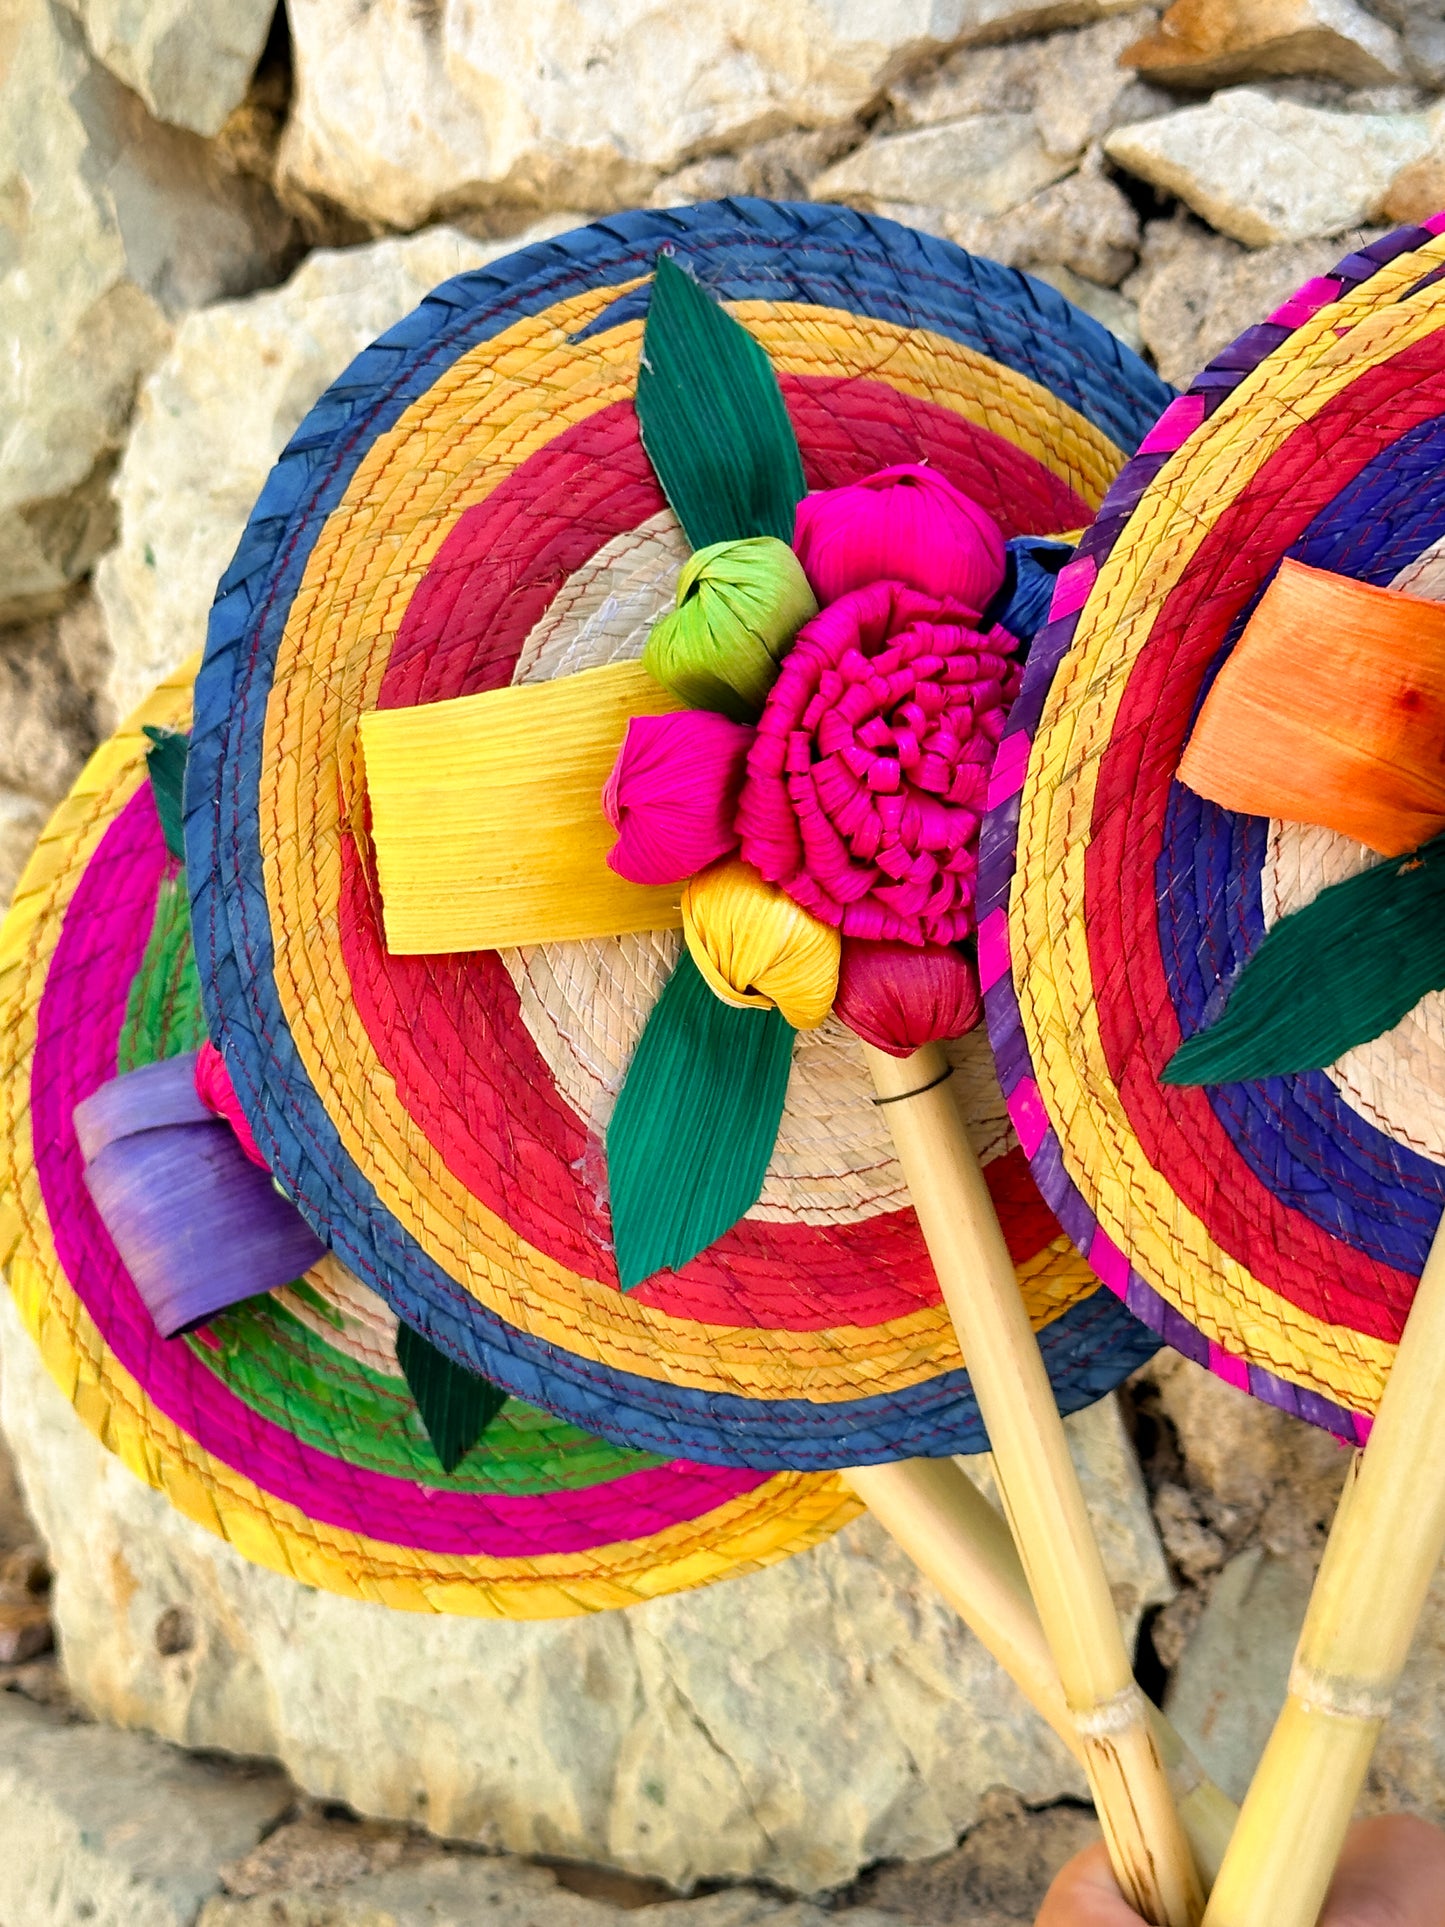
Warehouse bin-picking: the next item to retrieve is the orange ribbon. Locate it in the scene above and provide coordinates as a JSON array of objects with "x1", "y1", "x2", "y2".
[{"x1": 1179, "y1": 557, "x2": 1445, "y2": 858}]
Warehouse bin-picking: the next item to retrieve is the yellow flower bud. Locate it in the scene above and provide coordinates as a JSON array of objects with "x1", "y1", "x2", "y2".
[{"x1": 681, "y1": 858, "x2": 840, "y2": 1030}]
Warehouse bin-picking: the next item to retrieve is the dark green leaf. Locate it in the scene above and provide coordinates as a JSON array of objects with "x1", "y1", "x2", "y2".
[
  {"x1": 1163, "y1": 831, "x2": 1445, "y2": 1085},
  {"x1": 636, "y1": 253, "x2": 807, "y2": 551},
  {"x1": 143, "y1": 727, "x2": 189, "y2": 862},
  {"x1": 607, "y1": 947, "x2": 796, "y2": 1290},
  {"x1": 395, "y1": 1322, "x2": 508, "y2": 1473}
]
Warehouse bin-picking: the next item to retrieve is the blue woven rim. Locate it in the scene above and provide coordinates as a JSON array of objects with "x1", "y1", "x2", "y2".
[{"x1": 188, "y1": 197, "x2": 1169, "y2": 1468}]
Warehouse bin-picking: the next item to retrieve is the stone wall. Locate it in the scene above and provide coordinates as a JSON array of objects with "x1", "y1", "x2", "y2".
[{"x1": 4, "y1": 0, "x2": 1445, "y2": 1913}]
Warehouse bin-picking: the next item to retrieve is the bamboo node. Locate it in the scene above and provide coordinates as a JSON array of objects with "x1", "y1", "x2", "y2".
[
  {"x1": 1287, "y1": 1663, "x2": 1393, "y2": 1723},
  {"x1": 1074, "y1": 1682, "x2": 1151, "y2": 1740}
]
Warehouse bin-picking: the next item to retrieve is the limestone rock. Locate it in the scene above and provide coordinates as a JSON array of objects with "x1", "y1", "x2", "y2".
[
  {"x1": 949, "y1": 158, "x2": 1144, "y2": 285},
  {"x1": 1105, "y1": 88, "x2": 1432, "y2": 245},
  {"x1": 894, "y1": 12, "x2": 1173, "y2": 159},
  {"x1": 0, "y1": 602, "x2": 106, "y2": 803},
  {"x1": 0, "y1": 1689, "x2": 290, "y2": 1927},
  {"x1": 1124, "y1": 216, "x2": 1351, "y2": 382},
  {"x1": 813, "y1": 118, "x2": 1075, "y2": 220},
  {"x1": 277, "y1": 0, "x2": 1141, "y2": 234},
  {"x1": 97, "y1": 223, "x2": 572, "y2": 723},
  {"x1": 1166, "y1": 1537, "x2": 1445, "y2": 1823},
  {"x1": 57, "y1": 0, "x2": 276, "y2": 137},
  {"x1": 650, "y1": 129, "x2": 858, "y2": 208},
  {"x1": 1368, "y1": 0, "x2": 1445, "y2": 87},
  {"x1": 0, "y1": 0, "x2": 294, "y2": 624},
  {"x1": 0, "y1": 591, "x2": 108, "y2": 908},
  {"x1": 1124, "y1": 0, "x2": 1407, "y2": 90},
  {"x1": 200, "y1": 1859, "x2": 828, "y2": 1927},
  {"x1": 1140, "y1": 1348, "x2": 1350, "y2": 1561},
  {"x1": 1164, "y1": 1547, "x2": 1306, "y2": 1804},
  {"x1": 856, "y1": 1787, "x2": 1101, "y2": 1921},
  {"x1": 0, "y1": 1288, "x2": 1170, "y2": 1892}
]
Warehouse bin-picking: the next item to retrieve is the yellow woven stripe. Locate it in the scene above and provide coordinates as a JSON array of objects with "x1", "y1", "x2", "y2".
[
  {"x1": 0, "y1": 659, "x2": 861, "y2": 1613},
  {"x1": 263, "y1": 285, "x2": 1105, "y2": 1400},
  {"x1": 1013, "y1": 235, "x2": 1445, "y2": 1414},
  {"x1": 361, "y1": 662, "x2": 686, "y2": 951}
]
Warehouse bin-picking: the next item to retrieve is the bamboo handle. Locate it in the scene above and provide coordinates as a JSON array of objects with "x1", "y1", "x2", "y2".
[
  {"x1": 864, "y1": 1042, "x2": 1204, "y2": 1926},
  {"x1": 1201, "y1": 1216, "x2": 1445, "y2": 1927},
  {"x1": 845, "y1": 1456, "x2": 1236, "y2": 1887}
]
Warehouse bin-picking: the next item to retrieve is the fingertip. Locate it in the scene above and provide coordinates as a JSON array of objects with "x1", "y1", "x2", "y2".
[{"x1": 1036, "y1": 1841, "x2": 1141, "y2": 1925}]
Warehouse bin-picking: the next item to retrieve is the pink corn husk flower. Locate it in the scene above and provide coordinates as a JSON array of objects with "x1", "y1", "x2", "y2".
[
  {"x1": 792, "y1": 464, "x2": 1007, "y2": 612},
  {"x1": 604, "y1": 710, "x2": 755, "y2": 888},
  {"x1": 736, "y1": 579, "x2": 1021, "y2": 947},
  {"x1": 195, "y1": 1038, "x2": 269, "y2": 1169},
  {"x1": 833, "y1": 937, "x2": 982, "y2": 1056}
]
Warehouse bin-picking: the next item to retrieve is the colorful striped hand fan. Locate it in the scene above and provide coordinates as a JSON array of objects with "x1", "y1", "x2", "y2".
[{"x1": 183, "y1": 199, "x2": 1211, "y2": 1916}]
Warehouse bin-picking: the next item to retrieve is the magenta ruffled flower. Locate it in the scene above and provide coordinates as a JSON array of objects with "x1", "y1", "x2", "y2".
[
  {"x1": 735, "y1": 580, "x2": 1020, "y2": 946},
  {"x1": 793, "y1": 464, "x2": 1006, "y2": 612},
  {"x1": 604, "y1": 710, "x2": 754, "y2": 887}
]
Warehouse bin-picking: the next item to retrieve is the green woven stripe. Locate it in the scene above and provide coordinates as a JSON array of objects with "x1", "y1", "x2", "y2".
[
  {"x1": 117, "y1": 870, "x2": 208, "y2": 1074},
  {"x1": 608, "y1": 947, "x2": 795, "y2": 1290},
  {"x1": 186, "y1": 1298, "x2": 664, "y2": 1494},
  {"x1": 635, "y1": 254, "x2": 807, "y2": 551},
  {"x1": 1165, "y1": 830, "x2": 1445, "y2": 1084}
]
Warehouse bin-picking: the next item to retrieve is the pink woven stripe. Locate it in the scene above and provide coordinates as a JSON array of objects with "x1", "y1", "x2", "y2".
[
  {"x1": 1087, "y1": 1227, "x2": 1129, "y2": 1294},
  {"x1": 985, "y1": 729, "x2": 1030, "y2": 811},
  {"x1": 1049, "y1": 555, "x2": 1097, "y2": 622},
  {"x1": 976, "y1": 906, "x2": 1011, "y2": 995},
  {"x1": 1009, "y1": 1075, "x2": 1048, "y2": 1160},
  {"x1": 1268, "y1": 278, "x2": 1343, "y2": 326},
  {"x1": 33, "y1": 789, "x2": 765, "y2": 1559},
  {"x1": 1138, "y1": 394, "x2": 1205, "y2": 455},
  {"x1": 1207, "y1": 1341, "x2": 1250, "y2": 1392}
]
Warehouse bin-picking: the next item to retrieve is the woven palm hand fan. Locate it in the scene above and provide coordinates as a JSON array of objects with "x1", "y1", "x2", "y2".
[
  {"x1": 981, "y1": 213, "x2": 1445, "y2": 1927},
  {"x1": 183, "y1": 198, "x2": 1208, "y2": 1918}
]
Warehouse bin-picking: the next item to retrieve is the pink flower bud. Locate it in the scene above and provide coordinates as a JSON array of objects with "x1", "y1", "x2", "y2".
[
  {"x1": 833, "y1": 938, "x2": 981, "y2": 1056},
  {"x1": 604, "y1": 710, "x2": 754, "y2": 888},
  {"x1": 792, "y1": 464, "x2": 1007, "y2": 612}
]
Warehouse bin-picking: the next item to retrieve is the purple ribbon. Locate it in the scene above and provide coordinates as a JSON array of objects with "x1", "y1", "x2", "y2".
[{"x1": 75, "y1": 1052, "x2": 325, "y2": 1339}]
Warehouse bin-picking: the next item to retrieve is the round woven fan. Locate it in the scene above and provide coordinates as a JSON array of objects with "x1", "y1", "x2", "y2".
[
  {"x1": 0, "y1": 659, "x2": 860, "y2": 1613},
  {"x1": 981, "y1": 215, "x2": 1445, "y2": 1441},
  {"x1": 187, "y1": 198, "x2": 1172, "y2": 1470}
]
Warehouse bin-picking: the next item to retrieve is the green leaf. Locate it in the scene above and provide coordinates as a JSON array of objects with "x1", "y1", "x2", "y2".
[
  {"x1": 607, "y1": 948, "x2": 796, "y2": 1290},
  {"x1": 143, "y1": 727, "x2": 189, "y2": 862},
  {"x1": 395, "y1": 1323, "x2": 508, "y2": 1473},
  {"x1": 636, "y1": 253, "x2": 807, "y2": 552},
  {"x1": 1164, "y1": 831, "x2": 1445, "y2": 1085}
]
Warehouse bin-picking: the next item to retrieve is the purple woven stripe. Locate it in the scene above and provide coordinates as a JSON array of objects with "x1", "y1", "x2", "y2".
[{"x1": 32, "y1": 787, "x2": 766, "y2": 1556}]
